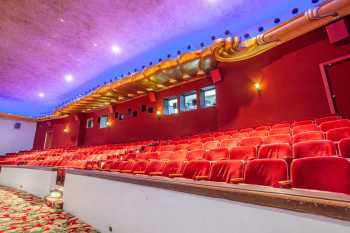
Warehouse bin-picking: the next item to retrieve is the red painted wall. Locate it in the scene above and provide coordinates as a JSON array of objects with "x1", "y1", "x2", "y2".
[
  {"x1": 33, "y1": 21, "x2": 350, "y2": 148},
  {"x1": 217, "y1": 26, "x2": 350, "y2": 129},
  {"x1": 33, "y1": 116, "x2": 81, "y2": 149}
]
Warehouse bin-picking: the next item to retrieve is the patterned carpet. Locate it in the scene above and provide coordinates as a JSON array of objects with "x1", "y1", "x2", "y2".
[{"x1": 0, "y1": 186, "x2": 98, "y2": 233}]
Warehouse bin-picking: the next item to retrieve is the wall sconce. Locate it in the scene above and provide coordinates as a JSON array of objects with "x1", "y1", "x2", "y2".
[
  {"x1": 156, "y1": 110, "x2": 162, "y2": 119},
  {"x1": 254, "y1": 82, "x2": 262, "y2": 92},
  {"x1": 63, "y1": 127, "x2": 70, "y2": 133}
]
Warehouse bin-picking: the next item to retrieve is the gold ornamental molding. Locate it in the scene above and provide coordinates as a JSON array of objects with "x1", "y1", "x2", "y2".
[{"x1": 214, "y1": 0, "x2": 350, "y2": 62}]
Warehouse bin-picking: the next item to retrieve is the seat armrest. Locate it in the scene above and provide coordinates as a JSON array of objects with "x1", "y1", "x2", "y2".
[
  {"x1": 230, "y1": 178, "x2": 244, "y2": 184},
  {"x1": 169, "y1": 173, "x2": 183, "y2": 178},
  {"x1": 194, "y1": 175, "x2": 209, "y2": 181},
  {"x1": 278, "y1": 180, "x2": 292, "y2": 189},
  {"x1": 133, "y1": 171, "x2": 145, "y2": 175},
  {"x1": 149, "y1": 172, "x2": 162, "y2": 176},
  {"x1": 121, "y1": 170, "x2": 132, "y2": 173}
]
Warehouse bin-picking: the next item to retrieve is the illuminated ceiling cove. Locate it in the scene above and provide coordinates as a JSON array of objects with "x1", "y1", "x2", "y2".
[{"x1": 0, "y1": 0, "x2": 323, "y2": 117}]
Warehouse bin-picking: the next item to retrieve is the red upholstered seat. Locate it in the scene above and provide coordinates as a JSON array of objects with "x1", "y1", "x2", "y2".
[
  {"x1": 293, "y1": 120, "x2": 314, "y2": 126},
  {"x1": 120, "y1": 160, "x2": 135, "y2": 173},
  {"x1": 171, "y1": 149, "x2": 188, "y2": 161},
  {"x1": 272, "y1": 123, "x2": 290, "y2": 129},
  {"x1": 203, "y1": 141, "x2": 220, "y2": 150},
  {"x1": 144, "y1": 160, "x2": 166, "y2": 175},
  {"x1": 186, "y1": 149, "x2": 205, "y2": 161},
  {"x1": 220, "y1": 139, "x2": 240, "y2": 149},
  {"x1": 174, "y1": 144, "x2": 188, "y2": 151},
  {"x1": 162, "y1": 160, "x2": 185, "y2": 177},
  {"x1": 159, "y1": 151, "x2": 175, "y2": 160},
  {"x1": 293, "y1": 140, "x2": 336, "y2": 158},
  {"x1": 326, "y1": 127, "x2": 350, "y2": 141},
  {"x1": 244, "y1": 159, "x2": 288, "y2": 187},
  {"x1": 240, "y1": 128, "x2": 254, "y2": 134},
  {"x1": 180, "y1": 160, "x2": 211, "y2": 180},
  {"x1": 215, "y1": 135, "x2": 232, "y2": 141},
  {"x1": 264, "y1": 134, "x2": 291, "y2": 144},
  {"x1": 132, "y1": 160, "x2": 148, "y2": 174},
  {"x1": 270, "y1": 127, "x2": 290, "y2": 135},
  {"x1": 229, "y1": 146, "x2": 257, "y2": 160},
  {"x1": 209, "y1": 160, "x2": 244, "y2": 183},
  {"x1": 320, "y1": 119, "x2": 350, "y2": 132},
  {"x1": 158, "y1": 145, "x2": 175, "y2": 152},
  {"x1": 239, "y1": 136, "x2": 263, "y2": 147},
  {"x1": 292, "y1": 124, "x2": 318, "y2": 135},
  {"x1": 292, "y1": 131, "x2": 324, "y2": 144},
  {"x1": 250, "y1": 130, "x2": 269, "y2": 137},
  {"x1": 291, "y1": 157, "x2": 350, "y2": 194},
  {"x1": 315, "y1": 115, "x2": 340, "y2": 125},
  {"x1": 204, "y1": 148, "x2": 229, "y2": 161},
  {"x1": 201, "y1": 137, "x2": 215, "y2": 143},
  {"x1": 255, "y1": 126, "x2": 270, "y2": 131},
  {"x1": 258, "y1": 143, "x2": 292, "y2": 160},
  {"x1": 187, "y1": 142, "x2": 203, "y2": 151},
  {"x1": 339, "y1": 138, "x2": 350, "y2": 158},
  {"x1": 136, "y1": 152, "x2": 158, "y2": 160}
]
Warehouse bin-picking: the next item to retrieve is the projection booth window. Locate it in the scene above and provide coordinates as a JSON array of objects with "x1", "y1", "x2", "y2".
[
  {"x1": 164, "y1": 97, "x2": 178, "y2": 115},
  {"x1": 200, "y1": 86, "x2": 216, "y2": 108},
  {"x1": 99, "y1": 115, "x2": 109, "y2": 128},
  {"x1": 180, "y1": 91, "x2": 197, "y2": 112},
  {"x1": 86, "y1": 118, "x2": 94, "y2": 128}
]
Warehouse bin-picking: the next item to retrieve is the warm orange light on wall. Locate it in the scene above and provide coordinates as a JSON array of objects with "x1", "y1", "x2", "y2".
[
  {"x1": 63, "y1": 126, "x2": 70, "y2": 133},
  {"x1": 254, "y1": 82, "x2": 262, "y2": 91},
  {"x1": 156, "y1": 110, "x2": 162, "y2": 119}
]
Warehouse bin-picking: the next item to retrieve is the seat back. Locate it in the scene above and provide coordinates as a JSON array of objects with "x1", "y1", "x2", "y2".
[
  {"x1": 293, "y1": 140, "x2": 336, "y2": 158},
  {"x1": 291, "y1": 157, "x2": 350, "y2": 194},
  {"x1": 270, "y1": 127, "x2": 290, "y2": 135},
  {"x1": 292, "y1": 124, "x2": 318, "y2": 135},
  {"x1": 250, "y1": 130, "x2": 269, "y2": 137},
  {"x1": 315, "y1": 115, "x2": 340, "y2": 125},
  {"x1": 162, "y1": 161, "x2": 185, "y2": 177},
  {"x1": 204, "y1": 148, "x2": 229, "y2": 161},
  {"x1": 132, "y1": 161, "x2": 148, "y2": 173},
  {"x1": 203, "y1": 141, "x2": 220, "y2": 150},
  {"x1": 339, "y1": 138, "x2": 350, "y2": 158},
  {"x1": 145, "y1": 160, "x2": 166, "y2": 175},
  {"x1": 230, "y1": 146, "x2": 257, "y2": 160},
  {"x1": 159, "y1": 151, "x2": 175, "y2": 160},
  {"x1": 244, "y1": 159, "x2": 288, "y2": 187},
  {"x1": 320, "y1": 119, "x2": 350, "y2": 132},
  {"x1": 326, "y1": 127, "x2": 350, "y2": 141},
  {"x1": 182, "y1": 160, "x2": 211, "y2": 179},
  {"x1": 293, "y1": 120, "x2": 314, "y2": 126},
  {"x1": 186, "y1": 149, "x2": 205, "y2": 161},
  {"x1": 272, "y1": 123, "x2": 290, "y2": 129},
  {"x1": 209, "y1": 160, "x2": 244, "y2": 183},
  {"x1": 187, "y1": 142, "x2": 203, "y2": 151},
  {"x1": 258, "y1": 143, "x2": 291, "y2": 159},
  {"x1": 220, "y1": 139, "x2": 240, "y2": 149},
  {"x1": 240, "y1": 136, "x2": 263, "y2": 147},
  {"x1": 171, "y1": 149, "x2": 188, "y2": 160},
  {"x1": 136, "y1": 152, "x2": 158, "y2": 160},
  {"x1": 292, "y1": 131, "x2": 324, "y2": 144},
  {"x1": 264, "y1": 134, "x2": 291, "y2": 144}
]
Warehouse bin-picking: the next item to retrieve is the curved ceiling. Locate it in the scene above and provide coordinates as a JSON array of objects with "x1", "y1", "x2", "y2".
[{"x1": 0, "y1": 0, "x2": 322, "y2": 117}]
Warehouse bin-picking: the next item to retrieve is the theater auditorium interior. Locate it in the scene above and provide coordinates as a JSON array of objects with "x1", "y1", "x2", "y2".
[{"x1": 0, "y1": 0, "x2": 350, "y2": 232}]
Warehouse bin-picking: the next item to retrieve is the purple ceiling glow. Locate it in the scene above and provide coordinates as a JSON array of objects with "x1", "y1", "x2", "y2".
[{"x1": 0, "y1": 0, "x2": 321, "y2": 117}]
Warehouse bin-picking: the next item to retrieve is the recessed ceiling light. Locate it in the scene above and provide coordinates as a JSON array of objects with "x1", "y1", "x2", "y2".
[
  {"x1": 111, "y1": 45, "x2": 121, "y2": 54},
  {"x1": 93, "y1": 42, "x2": 98, "y2": 47},
  {"x1": 38, "y1": 92, "x2": 45, "y2": 98},
  {"x1": 65, "y1": 74, "x2": 74, "y2": 83},
  {"x1": 59, "y1": 18, "x2": 64, "y2": 22}
]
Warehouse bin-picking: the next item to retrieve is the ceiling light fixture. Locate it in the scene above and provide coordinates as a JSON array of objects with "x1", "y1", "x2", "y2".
[
  {"x1": 38, "y1": 92, "x2": 45, "y2": 98},
  {"x1": 111, "y1": 45, "x2": 121, "y2": 54},
  {"x1": 65, "y1": 74, "x2": 74, "y2": 83}
]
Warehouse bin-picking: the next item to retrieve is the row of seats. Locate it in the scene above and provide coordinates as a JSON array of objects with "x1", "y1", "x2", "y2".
[{"x1": 1, "y1": 115, "x2": 350, "y2": 195}]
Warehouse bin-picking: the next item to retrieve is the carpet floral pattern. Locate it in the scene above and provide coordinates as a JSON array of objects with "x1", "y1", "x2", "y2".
[{"x1": 0, "y1": 186, "x2": 98, "y2": 233}]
